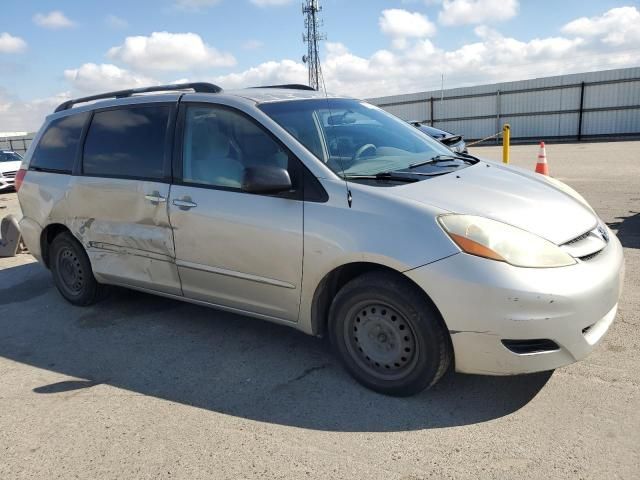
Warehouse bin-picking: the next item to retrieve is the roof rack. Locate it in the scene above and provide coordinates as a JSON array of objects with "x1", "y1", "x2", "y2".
[
  {"x1": 252, "y1": 84, "x2": 316, "y2": 91},
  {"x1": 54, "y1": 82, "x2": 222, "y2": 113}
]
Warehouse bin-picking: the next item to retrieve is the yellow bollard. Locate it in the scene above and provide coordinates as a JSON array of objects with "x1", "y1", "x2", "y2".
[{"x1": 502, "y1": 123, "x2": 510, "y2": 164}]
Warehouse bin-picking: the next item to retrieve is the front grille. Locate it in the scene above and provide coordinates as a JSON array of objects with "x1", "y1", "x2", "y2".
[
  {"x1": 564, "y1": 231, "x2": 590, "y2": 245},
  {"x1": 2, "y1": 170, "x2": 17, "y2": 179},
  {"x1": 578, "y1": 251, "x2": 603, "y2": 262},
  {"x1": 502, "y1": 339, "x2": 560, "y2": 355},
  {"x1": 561, "y1": 225, "x2": 608, "y2": 261}
]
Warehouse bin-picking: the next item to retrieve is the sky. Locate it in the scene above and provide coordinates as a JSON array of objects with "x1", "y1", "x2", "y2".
[{"x1": 1, "y1": 0, "x2": 639, "y2": 131}]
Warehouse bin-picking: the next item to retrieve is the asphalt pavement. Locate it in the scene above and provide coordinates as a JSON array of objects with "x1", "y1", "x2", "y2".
[{"x1": 0, "y1": 141, "x2": 638, "y2": 479}]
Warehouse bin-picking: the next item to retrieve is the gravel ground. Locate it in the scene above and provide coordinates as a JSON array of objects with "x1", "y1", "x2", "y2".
[{"x1": 0, "y1": 141, "x2": 638, "y2": 479}]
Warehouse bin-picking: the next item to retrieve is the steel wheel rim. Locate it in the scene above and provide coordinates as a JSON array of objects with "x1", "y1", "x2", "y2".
[
  {"x1": 57, "y1": 247, "x2": 84, "y2": 295},
  {"x1": 343, "y1": 301, "x2": 419, "y2": 381}
]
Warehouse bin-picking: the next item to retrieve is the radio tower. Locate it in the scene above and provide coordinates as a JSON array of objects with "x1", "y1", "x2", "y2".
[{"x1": 302, "y1": 0, "x2": 325, "y2": 91}]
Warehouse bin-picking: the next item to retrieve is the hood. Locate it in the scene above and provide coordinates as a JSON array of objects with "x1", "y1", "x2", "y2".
[{"x1": 393, "y1": 162, "x2": 597, "y2": 244}]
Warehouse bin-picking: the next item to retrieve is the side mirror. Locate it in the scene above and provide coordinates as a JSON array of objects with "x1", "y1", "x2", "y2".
[{"x1": 242, "y1": 166, "x2": 292, "y2": 194}]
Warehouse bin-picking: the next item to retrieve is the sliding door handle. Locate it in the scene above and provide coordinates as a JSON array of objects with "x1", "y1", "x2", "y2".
[{"x1": 172, "y1": 199, "x2": 198, "y2": 210}]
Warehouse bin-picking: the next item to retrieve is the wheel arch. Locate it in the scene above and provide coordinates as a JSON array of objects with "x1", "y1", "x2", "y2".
[
  {"x1": 40, "y1": 223, "x2": 73, "y2": 268},
  {"x1": 309, "y1": 261, "x2": 446, "y2": 337}
]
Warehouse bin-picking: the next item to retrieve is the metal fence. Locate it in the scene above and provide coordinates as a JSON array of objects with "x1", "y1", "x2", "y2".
[
  {"x1": 368, "y1": 67, "x2": 640, "y2": 143},
  {"x1": 0, "y1": 134, "x2": 34, "y2": 155}
]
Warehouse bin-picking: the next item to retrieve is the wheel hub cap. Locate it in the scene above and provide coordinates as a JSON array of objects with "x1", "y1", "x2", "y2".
[
  {"x1": 345, "y1": 303, "x2": 418, "y2": 379},
  {"x1": 58, "y1": 248, "x2": 83, "y2": 294}
]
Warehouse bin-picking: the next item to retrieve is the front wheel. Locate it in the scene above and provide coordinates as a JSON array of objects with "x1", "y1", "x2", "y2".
[
  {"x1": 50, "y1": 232, "x2": 101, "y2": 306},
  {"x1": 329, "y1": 271, "x2": 452, "y2": 396}
]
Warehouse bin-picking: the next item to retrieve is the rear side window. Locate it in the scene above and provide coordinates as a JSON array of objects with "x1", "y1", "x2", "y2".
[
  {"x1": 31, "y1": 113, "x2": 88, "y2": 173},
  {"x1": 83, "y1": 106, "x2": 170, "y2": 180}
]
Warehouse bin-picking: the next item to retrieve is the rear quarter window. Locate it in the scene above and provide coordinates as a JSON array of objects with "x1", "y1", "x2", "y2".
[
  {"x1": 30, "y1": 113, "x2": 89, "y2": 173},
  {"x1": 82, "y1": 105, "x2": 170, "y2": 180}
]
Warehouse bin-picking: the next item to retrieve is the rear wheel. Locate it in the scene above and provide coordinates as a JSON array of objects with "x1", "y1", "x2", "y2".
[
  {"x1": 50, "y1": 232, "x2": 100, "y2": 306},
  {"x1": 329, "y1": 271, "x2": 452, "y2": 396}
]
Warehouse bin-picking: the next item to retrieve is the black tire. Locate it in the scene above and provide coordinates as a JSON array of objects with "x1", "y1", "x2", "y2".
[
  {"x1": 328, "y1": 271, "x2": 452, "y2": 396},
  {"x1": 50, "y1": 231, "x2": 100, "y2": 306}
]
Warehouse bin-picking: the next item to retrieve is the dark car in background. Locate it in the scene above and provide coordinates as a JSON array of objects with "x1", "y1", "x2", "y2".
[{"x1": 411, "y1": 122, "x2": 467, "y2": 154}]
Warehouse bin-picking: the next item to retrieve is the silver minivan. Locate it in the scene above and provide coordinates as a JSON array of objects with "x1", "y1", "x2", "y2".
[{"x1": 17, "y1": 83, "x2": 624, "y2": 396}]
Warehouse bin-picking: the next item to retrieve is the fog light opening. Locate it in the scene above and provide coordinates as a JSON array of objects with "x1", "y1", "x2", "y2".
[{"x1": 502, "y1": 339, "x2": 560, "y2": 355}]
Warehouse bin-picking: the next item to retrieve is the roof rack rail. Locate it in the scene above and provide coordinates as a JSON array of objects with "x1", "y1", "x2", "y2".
[
  {"x1": 252, "y1": 84, "x2": 316, "y2": 91},
  {"x1": 54, "y1": 82, "x2": 222, "y2": 113}
]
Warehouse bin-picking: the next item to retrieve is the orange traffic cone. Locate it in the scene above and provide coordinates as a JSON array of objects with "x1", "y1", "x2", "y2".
[{"x1": 535, "y1": 141, "x2": 549, "y2": 175}]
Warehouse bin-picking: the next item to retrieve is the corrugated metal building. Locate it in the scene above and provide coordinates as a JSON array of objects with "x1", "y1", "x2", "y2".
[
  {"x1": 368, "y1": 67, "x2": 640, "y2": 142},
  {"x1": 0, "y1": 133, "x2": 35, "y2": 155}
]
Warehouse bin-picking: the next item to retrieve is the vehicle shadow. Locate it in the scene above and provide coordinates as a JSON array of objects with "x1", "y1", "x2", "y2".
[
  {"x1": 0, "y1": 261, "x2": 551, "y2": 432},
  {"x1": 608, "y1": 211, "x2": 640, "y2": 249}
]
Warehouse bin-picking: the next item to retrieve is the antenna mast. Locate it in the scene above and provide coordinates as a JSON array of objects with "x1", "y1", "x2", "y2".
[{"x1": 302, "y1": 0, "x2": 325, "y2": 91}]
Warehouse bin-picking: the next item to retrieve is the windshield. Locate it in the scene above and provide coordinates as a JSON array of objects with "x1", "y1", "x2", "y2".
[
  {"x1": 259, "y1": 99, "x2": 455, "y2": 178},
  {"x1": 0, "y1": 151, "x2": 22, "y2": 163}
]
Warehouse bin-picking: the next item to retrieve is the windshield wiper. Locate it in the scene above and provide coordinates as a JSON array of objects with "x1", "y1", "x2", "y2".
[
  {"x1": 408, "y1": 154, "x2": 476, "y2": 169},
  {"x1": 457, "y1": 151, "x2": 480, "y2": 161},
  {"x1": 343, "y1": 172, "x2": 419, "y2": 182}
]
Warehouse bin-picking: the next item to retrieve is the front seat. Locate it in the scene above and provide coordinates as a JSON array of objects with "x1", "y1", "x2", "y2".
[{"x1": 190, "y1": 128, "x2": 245, "y2": 188}]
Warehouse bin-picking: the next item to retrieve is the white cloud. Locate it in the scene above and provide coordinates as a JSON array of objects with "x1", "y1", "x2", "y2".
[
  {"x1": 63, "y1": 63, "x2": 157, "y2": 94},
  {"x1": 212, "y1": 60, "x2": 307, "y2": 89},
  {"x1": 107, "y1": 32, "x2": 236, "y2": 71},
  {"x1": 33, "y1": 11, "x2": 75, "y2": 29},
  {"x1": 0, "y1": 90, "x2": 70, "y2": 132},
  {"x1": 561, "y1": 6, "x2": 640, "y2": 47},
  {"x1": 175, "y1": 0, "x2": 222, "y2": 10},
  {"x1": 243, "y1": 39, "x2": 264, "y2": 50},
  {"x1": 210, "y1": 22, "x2": 637, "y2": 100},
  {"x1": 379, "y1": 9, "x2": 436, "y2": 49},
  {"x1": 438, "y1": 0, "x2": 518, "y2": 26},
  {"x1": 5, "y1": 4, "x2": 640, "y2": 132},
  {"x1": 105, "y1": 14, "x2": 128, "y2": 29},
  {"x1": 250, "y1": 0, "x2": 294, "y2": 6},
  {"x1": 0, "y1": 32, "x2": 27, "y2": 53}
]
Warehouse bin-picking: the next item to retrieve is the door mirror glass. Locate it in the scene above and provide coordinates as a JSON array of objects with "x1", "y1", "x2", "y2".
[{"x1": 242, "y1": 166, "x2": 292, "y2": 194}]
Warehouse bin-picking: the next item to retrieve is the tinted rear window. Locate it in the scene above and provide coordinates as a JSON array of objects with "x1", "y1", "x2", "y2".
[
  {"x1": 31, "y1": 113, "x2": 88, "y2": 173},
  {"x1": 83, "y1": 106, "x2": 170, "y2": 179}
]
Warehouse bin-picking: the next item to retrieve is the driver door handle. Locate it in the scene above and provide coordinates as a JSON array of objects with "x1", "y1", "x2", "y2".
[{"x1": 172, "y1": 199, "x2": 198, "y2": 210}]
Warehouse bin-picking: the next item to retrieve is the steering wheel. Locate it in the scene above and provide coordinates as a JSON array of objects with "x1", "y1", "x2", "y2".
[{"x1": 352, "y1": 143, "x2": 377, "y2": 161}]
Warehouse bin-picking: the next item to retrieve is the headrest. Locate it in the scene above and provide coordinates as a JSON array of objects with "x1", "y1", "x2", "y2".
[{"x1": 207, "y1": 130, "x2": 230, "y2": 158}]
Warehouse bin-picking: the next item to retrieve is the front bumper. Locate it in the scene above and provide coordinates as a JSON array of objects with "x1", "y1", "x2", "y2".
[{"x1": 405, "y1": 230, "x2": 625, "y2": 375}]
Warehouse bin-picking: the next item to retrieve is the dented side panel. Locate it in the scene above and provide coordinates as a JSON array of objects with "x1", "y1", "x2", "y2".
[{"x1": 65, "y1": 176, "x2": 181, "y2": 295}]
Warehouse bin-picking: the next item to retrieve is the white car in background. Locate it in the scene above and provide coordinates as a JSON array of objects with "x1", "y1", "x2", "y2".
[{"x1": 0, "y1": 150, "x2": 22, "y2": 191}]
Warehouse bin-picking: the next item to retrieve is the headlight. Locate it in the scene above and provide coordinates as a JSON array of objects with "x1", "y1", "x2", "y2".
[{"x1": 438, "y1": 214, "x2": 576, "y2": 268}]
